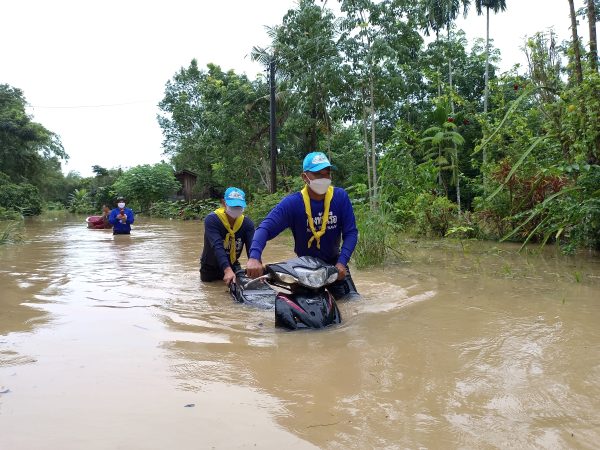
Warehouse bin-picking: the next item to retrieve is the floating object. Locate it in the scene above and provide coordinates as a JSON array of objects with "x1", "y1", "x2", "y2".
[{"x1": 85, "y1": 216, "x2": 111, "y2": 230}]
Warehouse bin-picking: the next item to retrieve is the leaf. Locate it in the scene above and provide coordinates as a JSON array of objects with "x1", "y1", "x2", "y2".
[
  {"x1": 518, "y1": 217, "x2": 549, "y2": 252},
  {"x1": 474, "y1": 86, "x2": 535, "y2": 156},
  {"x1": 486, "y1": 136, "x2": 546, "y2": 202},
  {"x1": 501, "y1": 187, "x2": 581, "y2": 243},
  {"x1": 432, "y1": 131, "x2": 444, "y2": 144},
  {"x1": 451, "y1": 133, "x2": 465, "y2": 145}
]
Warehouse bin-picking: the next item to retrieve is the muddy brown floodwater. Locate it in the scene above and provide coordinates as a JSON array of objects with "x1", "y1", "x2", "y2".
[{"x1": 1, "y1": 213, "x2": 599, "y2": 449}]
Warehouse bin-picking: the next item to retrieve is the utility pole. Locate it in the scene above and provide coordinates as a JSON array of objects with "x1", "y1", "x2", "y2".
[{"x1": 269, "y1": 58, "x2": 277, "y2": 194}]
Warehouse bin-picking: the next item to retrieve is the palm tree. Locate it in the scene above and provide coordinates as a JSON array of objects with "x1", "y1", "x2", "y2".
[
  {"x1": 568, "y1": 0, "x2": 584, "y2": 83},
  {"x1": 475, "y1": 0, "x2": 507, "y2": 115},
  {"x1": 421, "y1": 102, "x2": 465, "y2": 213},
  {"x1": 419, "y1": 0, "x2": 471, "y2": 102}
]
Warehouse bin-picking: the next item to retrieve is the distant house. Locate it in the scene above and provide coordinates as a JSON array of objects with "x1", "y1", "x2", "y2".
[{"x1": 174, "y1": 170, "x2": 197, "y2": 201}]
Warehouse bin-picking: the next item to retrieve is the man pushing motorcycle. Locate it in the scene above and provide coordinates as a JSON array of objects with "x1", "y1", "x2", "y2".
[{"x1": 246, "y1": 152, "x2": 360, "y2": 300}]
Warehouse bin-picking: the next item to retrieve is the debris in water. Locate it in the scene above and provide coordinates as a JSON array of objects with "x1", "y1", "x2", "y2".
[{"x1": 184, "y1": 403, "x2": 195, "y2": 408}]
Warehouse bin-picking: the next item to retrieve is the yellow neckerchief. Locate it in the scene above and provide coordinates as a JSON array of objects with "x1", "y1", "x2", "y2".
[
  {"x1": 301, "y1": 185, "x2": 334, "y2": 249},
  {"x1": 214, "y1": 207, "x2": 244, "y2": 263}
]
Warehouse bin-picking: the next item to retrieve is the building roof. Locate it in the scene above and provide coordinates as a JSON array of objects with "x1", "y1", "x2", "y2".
[{"x1": 174, "y1": 169, "x2": 197, "y2": 178}]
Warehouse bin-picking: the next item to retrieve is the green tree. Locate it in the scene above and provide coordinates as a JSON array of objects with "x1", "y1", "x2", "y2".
[
  {"x1": 339, "y1": 0, "x2": 423, "y2": 206},
  {"x1": 268, "y1": 0, "x2": 343, "y2": 154},
  {"x1": 418, "y1": 0, "x2": 471, "y2": 104},
  {"x1": 0, "y1": 84, "x2": 67, "y2": 185},
  {"x1": 0, "y1": 175, "x2": 43, "y2": 216},
  {"x1": 112, "y1": 163, "x2": 181, "y2": 211},
  {"x1": 158, "y1": 61, "x2": 271, "y2": 194}
]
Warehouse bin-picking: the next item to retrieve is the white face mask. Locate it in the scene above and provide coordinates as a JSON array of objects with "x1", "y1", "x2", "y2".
[
  {"x1": 226, "y1": 206, "x2": 244, "y2": 219},
  {"x1": 307, "y1": 178, "x2": 331, "y2": 195},
  {"x1": 117, "y1": 202, "x2": 125, "y2": 209}
]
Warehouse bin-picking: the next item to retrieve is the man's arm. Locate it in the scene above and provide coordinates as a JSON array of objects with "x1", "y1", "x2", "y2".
[
  {"x1": 204, "y1": 215, "x2": 232, "y2": 272},
  {"x1": 126, "y1": 208, "x2": 134, "y2": 224},
  {"x1": 337, "y1": 190, "x2": 358, "y2": 267}
]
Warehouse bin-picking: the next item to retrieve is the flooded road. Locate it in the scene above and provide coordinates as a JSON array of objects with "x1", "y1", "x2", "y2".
[{"x1": 1, "y1": 213, "x2": 599, "y2": 449}]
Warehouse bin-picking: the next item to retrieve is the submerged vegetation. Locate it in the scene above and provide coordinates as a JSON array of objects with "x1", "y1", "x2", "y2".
[
  {"x1": 0, "y1": 220, "x2": 23, "y2": 245},
  {"x1": 1, "y1": 1, "x2": 599, "y2": 257}
]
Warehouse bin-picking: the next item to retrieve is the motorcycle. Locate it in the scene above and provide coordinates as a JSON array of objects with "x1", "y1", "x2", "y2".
[{"x1": 229, "y1": 256, "x2": 342, "y2": 330}]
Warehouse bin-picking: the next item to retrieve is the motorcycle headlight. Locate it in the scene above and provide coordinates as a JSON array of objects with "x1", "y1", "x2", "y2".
[
  {"x1": 274, "y1": 272, "x2": 299, "y2": 284},
  {"x1": 294, "y1": 267, "x2": 328, "y2": 288}
]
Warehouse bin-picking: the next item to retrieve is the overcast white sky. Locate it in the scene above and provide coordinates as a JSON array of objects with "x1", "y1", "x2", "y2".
[{"x1": 1, "y1": 0, "x2": 590, "y2": 177}]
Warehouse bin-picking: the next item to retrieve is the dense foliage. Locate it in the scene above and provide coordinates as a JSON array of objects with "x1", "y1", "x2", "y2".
[
  {"x1": 2, "y1": 0, "x2": 599, "y2": 255},
  {"x1": 155, "y1": 0, "x2": 599, "y2": 253}
]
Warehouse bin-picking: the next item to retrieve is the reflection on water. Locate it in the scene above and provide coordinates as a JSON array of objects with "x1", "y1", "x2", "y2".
[{"x1": 1, "y1": 214, "x2": 599, "y2": 449}]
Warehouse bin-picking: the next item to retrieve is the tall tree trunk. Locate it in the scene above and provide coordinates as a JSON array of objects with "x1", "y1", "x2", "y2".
[
  {"x1": 482, "y1": 7, "x2": 490, "y2": 194},
  {"x1": 483, "y1": 7, "x2": 490, "y2": 114},
  {"x1": 447, "y1": 25, "x2": 455, "y2": 114},
  {"x1": 568, "y1": 0, "x2": 584, "y2": 83},
  {"x1": 361, "y1": 99, "x2": 372, "y2": 203},
  {"x1": 436, "y1": 30, "x2": 442, "y2": 97},
  {"x1": 369, "y1": 74, "x2": 378, "y2": 208},
  {"x1": 454, "y1": 151, "x2": 461, "y2": 215},
  {"x1": 588, "y1": 0, "x2": 598, "y2": 72}
]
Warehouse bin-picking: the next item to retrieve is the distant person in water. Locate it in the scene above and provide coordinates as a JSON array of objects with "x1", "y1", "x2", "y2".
[
  {"x1": 108, "y1": 197, "x2": 135, "y2": 235},
  {"x1": 86, "y1": 204, "x2": 112, "y2": 229},
  {"x1": 200, "y1": 187, "x2": 254, "y2": 285},
  {"x1": 100, "y1": 204, "x2": 111, "y2": 228}
]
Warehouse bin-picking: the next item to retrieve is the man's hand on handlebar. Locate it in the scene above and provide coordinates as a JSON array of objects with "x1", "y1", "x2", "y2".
[
  {"x1": 246, "y1": 258, "x2": 264, "y2": 278},
  {"x1": 223, "y1": 266, "x2": 236, "y2": 285},
  {"x1": 335, "y1": 263, "x2": 347, "y2": 281}
]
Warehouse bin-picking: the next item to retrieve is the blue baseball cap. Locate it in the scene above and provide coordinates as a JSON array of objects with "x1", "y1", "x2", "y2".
[
  {"x1": 303, "y1": 152, "x2": 333, "y2": 172},
  {"x1": 224, "y1": 187, "x2": 247, "y2": 208}
]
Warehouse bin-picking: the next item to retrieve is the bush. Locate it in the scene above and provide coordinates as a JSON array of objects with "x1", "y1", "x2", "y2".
[
  {"x1": 0, "y1": 221, "x2": 23, "y2": 245},
  {"x1": 0, "y1": 206, "x2": 22, "y2": 220},
  {"x1": 414, "y1": 193, "x2": 458, "y2": 237},
  {"x1": 148, "y1": 199, "x2": 219, "y2": 220},
  {"x1": 0, "y1": 182, "x2": 43, "y2": 216},
  {"x1": 44, "y1": 201, "x2": 67, "y2": 211},
  {"x1": 112, "y1": 163, "x2": 181, "y2": 211},
  {"x1": 68, "y1": 188, "x2": 95, "y2": 214},
  {"x1": 353, "y1": 206, "x2": 389, "y2": 268}
]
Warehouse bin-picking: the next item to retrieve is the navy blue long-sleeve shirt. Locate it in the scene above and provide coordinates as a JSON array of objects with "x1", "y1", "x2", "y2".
[
  {"x1": 200, "y1": 213, "x2": 255, "y2": 273},
  {"x1": 249, "y1": 187, "x2": 358, "y2": 266},
  {"x1": 108, "y1": 207, "x2": 135, "y2": 234}
]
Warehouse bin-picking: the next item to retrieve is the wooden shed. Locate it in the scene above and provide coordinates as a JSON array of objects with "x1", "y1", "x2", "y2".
[{"x1": 174, "y1": 170, "x2": 198, "y2": 201}]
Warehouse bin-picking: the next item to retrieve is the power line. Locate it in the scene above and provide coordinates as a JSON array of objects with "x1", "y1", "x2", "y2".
[{"x1": 26, "y1": 100, "x2": 155, "y2": 109}]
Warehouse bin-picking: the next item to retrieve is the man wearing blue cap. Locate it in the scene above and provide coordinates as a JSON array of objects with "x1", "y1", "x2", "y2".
[
  {"x1": 246, "y1": 152, "x2": 360, "y2": 300},
  {"x1": 200, "y1": 187, "x2": 255, "y2": 285}
]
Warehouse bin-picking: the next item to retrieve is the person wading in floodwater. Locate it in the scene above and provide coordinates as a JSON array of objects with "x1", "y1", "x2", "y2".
[
  {"x1": 199, "y1": 187, "x2": 255, "y2": 286},
  {"x1": 245, "y1": 152, "x2": 360, "y2": 300},
  {"x1": 108, "y1": 196, "x2": 135, "y2": 235}
]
